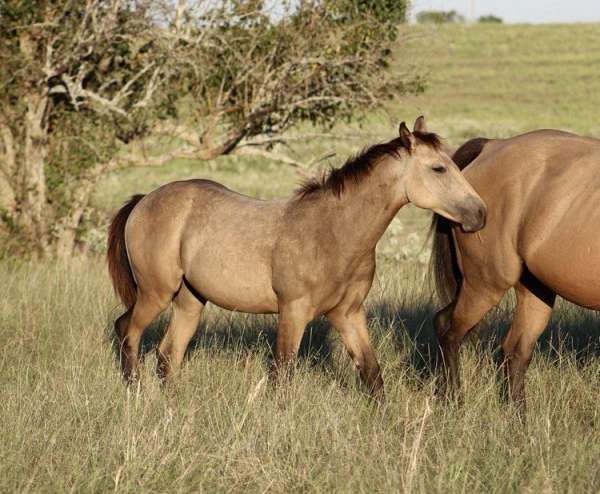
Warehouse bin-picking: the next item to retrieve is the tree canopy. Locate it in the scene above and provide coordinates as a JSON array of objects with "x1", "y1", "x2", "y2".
[{"x1": 0, "y1": 0, "x2": 418, "y2": 255}]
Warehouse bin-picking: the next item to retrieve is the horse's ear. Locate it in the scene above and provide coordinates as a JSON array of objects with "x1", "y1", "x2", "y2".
[
  {"x1": 399, "y1": 121, "x2": 415, "y2": 150},
  {"x1": 413, "y1": 115, "x2": 427, "y2": 133}
]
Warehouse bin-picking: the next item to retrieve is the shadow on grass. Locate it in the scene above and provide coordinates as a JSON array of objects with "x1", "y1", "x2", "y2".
[
  {"x1": 134, "y1": 311, "x2": 334, "y2": 372},
  {"x1": 367, "y1": 300, "x2": 441, "y2": 381},
  {"x1": 368, "y1": 297, "x2": 600, "y2": 385},
  {"x1": 110, "y1": 296, "x2": 599, "y2": 384}
]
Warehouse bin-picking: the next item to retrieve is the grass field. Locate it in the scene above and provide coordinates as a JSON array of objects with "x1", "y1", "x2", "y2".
[{"x1": 2, "y1": 23, "x2": 600, "y2": 493}]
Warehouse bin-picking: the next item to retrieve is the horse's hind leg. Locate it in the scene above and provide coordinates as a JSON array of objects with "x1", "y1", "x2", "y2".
[
  {"x1": 118, "y1": 292, "x2": 172, "y2": 383},
  {"x1": 435, "y1": 280, "x2": 506, "y2": 398},
  {"x1": 500, "y1": 275, "x2": 555, "y2": 418},
  {"x1": 156, "y1": 283, "x2": 205, "y2": 381}
]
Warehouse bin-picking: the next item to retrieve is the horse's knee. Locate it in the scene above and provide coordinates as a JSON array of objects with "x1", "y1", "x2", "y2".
[
  {"x1": 155, "y1": 339, "x2": 187, "y2": 382},
  {"x1": 502, "y1": 334, "x2": 535, "y2": 373},
  {"x1": 434, "y1": 306, "x2": 462, "y2": 359},
  {"x1": 450, "y1": 282, "x2": 506, "y2": 341}
]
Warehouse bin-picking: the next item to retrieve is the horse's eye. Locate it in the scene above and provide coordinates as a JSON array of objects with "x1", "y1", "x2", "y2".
[{"x1": 432, "y1": 164, "x2": 447, "y2": 174}]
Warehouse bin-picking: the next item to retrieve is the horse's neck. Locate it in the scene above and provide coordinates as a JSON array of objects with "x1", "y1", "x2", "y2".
[{"x1": 323, "y1": 162, "x2": 407, "y2": 257}]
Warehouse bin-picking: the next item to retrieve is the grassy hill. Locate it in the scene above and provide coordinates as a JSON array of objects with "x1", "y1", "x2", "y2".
[{"x1": 399, "y1": 23, "x2": 600, "y2": 142}]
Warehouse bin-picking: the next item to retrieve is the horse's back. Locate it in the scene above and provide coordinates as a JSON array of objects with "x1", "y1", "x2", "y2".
[
  {"x1": 458, "y1": 130, "x2": 600, "y2": 308},
  {"x1": 464, "y1": 130, "x2": 600, "y2": 213}
]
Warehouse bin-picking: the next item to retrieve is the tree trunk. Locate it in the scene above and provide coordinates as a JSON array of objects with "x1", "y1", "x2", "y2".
[
  {"x1": 55, "y1": 228, "x2": 77, "y2": 258},
  {"x1": 54, "y1": 178, "x2": 97, "y2": 258},
  {"x1": 0, "y1": 121, "x2": 17, "y2": 215},
  {"x1": 19, "y1": 90, "x2": 50, "y2": 253}
]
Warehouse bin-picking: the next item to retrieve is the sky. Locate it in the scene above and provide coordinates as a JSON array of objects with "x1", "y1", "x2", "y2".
[{"x1": 410, "y1": 0, "x2": 600, "y2": 23}]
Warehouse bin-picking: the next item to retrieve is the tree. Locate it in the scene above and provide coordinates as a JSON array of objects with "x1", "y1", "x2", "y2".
[
  {"x1": 148, "y1": 0, "x2": 418, "y2": 160},
  {"x1": 0, "y1": 0, "x2": 419, "y2": 256},
  {"x1": 478, "y1": 14, "x2": 503, "y2": 23},
  {"x1": 416, "y1": 10, "x2": 465, "y2": 24},
  {"x1": 1, "y1": 0, "x2": 170, "y2": 255}
]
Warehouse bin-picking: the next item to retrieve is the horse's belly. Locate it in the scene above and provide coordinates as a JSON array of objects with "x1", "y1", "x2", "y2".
[
  {"x1": 183, "y1": 252, "x2": 278, "y2": 314},
  {"x1": 526, "y1": 240, "x2": 600, "y2": 310}
]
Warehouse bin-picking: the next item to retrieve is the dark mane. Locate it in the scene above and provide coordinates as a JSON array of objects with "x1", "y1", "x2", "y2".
[
  {"x1": 296, "y1": 131, "x2": 442, "y2": 199},
  {"x1": 414, "y1": 130, "x2": 443, "y2": 150}
]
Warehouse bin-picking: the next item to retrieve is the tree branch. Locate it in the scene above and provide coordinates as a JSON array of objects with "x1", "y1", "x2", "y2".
[{"x1": 231, "y1": 146, "x2": 307, "y2": 168}]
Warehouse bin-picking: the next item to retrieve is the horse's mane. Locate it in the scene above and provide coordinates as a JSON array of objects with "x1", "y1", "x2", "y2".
[{"x1": 296, "y1": 131, "x2": 442, "y2": 199}]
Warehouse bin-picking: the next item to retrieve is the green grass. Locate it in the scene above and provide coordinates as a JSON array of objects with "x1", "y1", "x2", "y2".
[
  {"x1": 3, "y1": 23, "x2": 600, "y2": 493},
  {"x1": 399, "y1": 23, "x2": 600, "y2": 142}
]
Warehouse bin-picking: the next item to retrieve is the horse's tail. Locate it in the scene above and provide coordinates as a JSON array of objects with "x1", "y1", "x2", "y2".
[
  {"x1": 107, "y1": 194, "x2": 145, "y2": 308},
  {"x1": 451, "y1": 137, "x2": 491, "y2": 170},
  {"x1": 429, "y1": 138, "x2": 490, "y2": 306}
]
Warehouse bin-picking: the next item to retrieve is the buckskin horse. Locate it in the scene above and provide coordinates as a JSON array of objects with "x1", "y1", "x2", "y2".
[
  {"x1": 431, "y1": 129, "x2": 600, "y2": 416},
  {"x1": 107, "y1": 117, "x2": 486, "y2": 397}
]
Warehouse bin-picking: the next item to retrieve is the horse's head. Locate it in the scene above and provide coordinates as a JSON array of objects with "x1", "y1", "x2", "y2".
[{"x1": 400, "y1": 117, "x2": 486, "y2": 232}]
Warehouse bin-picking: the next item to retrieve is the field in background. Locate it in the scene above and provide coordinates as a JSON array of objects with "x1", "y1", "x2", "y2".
[
  {"x1": 401, "y1": 23, "x2": 600, "y2": 140},
  {"x1": 3, "y1": 23, "x2": 600, "y2": 493},
  {"x1": 93, "y1": 22, "x2": 600, "y2": 256}
]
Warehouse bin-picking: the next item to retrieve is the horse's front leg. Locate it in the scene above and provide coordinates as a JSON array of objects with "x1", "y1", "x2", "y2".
[
  {"x1": 270, "y1": 298, "x2": 313, "y2": 383},
  {"x1": 327, "y1": 304, "x2": 384, "y2": 400}
]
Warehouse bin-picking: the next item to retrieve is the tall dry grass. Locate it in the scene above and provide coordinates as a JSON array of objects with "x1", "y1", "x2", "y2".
[{"x1": 1, "y1": 258, "x2": 598, "y2": 493}]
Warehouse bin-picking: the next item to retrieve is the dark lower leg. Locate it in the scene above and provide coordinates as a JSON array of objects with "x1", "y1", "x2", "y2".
[
  {"x1": 435, "y1": 283, "x2": 505, "y2": 400},
  {"x1": 440, "y1": 336, "x2": 462, "y2": 395},
  {"x1": 120, "y1": 296, "x2": 168, "y2": 383},
  {"x1": 507, "y1": 357, "x2": 529, "y2": 414},
  {"x1": 359, "y1": 355, "x2": 384, "y2": 402},
  {"x1": 115, "y1": 309, "x2": 134, "y2": 380}
]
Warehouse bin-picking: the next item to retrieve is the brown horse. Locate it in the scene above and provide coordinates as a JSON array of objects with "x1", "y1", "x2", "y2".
[
  {"x1": 108, "y1": 117, "x2": 486, "y2": 396},
  {"x1": 431, "y1": 129, "x2": 600, "y2": 415}
]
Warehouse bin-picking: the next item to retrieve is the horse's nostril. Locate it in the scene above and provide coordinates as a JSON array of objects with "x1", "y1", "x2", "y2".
[
  {"x1": 469, "y1": 206, "x2": 486, "y2": 231},
  {"x1": 458, "y1": 200, "x2": 486, "y2": 232}
]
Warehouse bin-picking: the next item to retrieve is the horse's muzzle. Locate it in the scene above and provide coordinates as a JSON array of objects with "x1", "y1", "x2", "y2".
[{"x1": 459, "y1": 200, "x2": 486, "y2": 233}]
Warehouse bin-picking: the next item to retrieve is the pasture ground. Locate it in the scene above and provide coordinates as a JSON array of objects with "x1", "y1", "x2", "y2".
[{"x1": 2, "y1": 23, "x2": 599, "y2": 493}]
